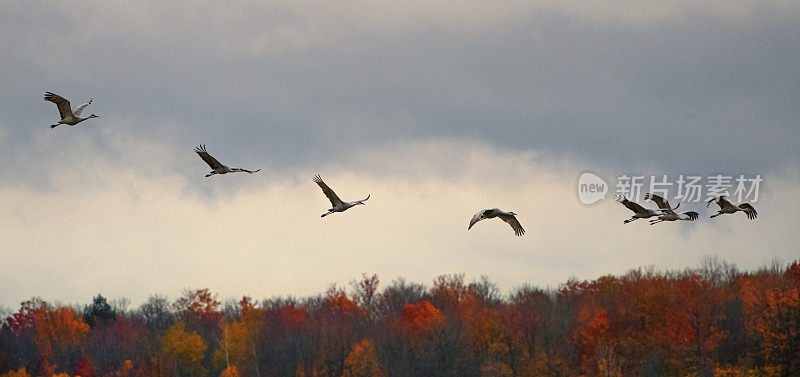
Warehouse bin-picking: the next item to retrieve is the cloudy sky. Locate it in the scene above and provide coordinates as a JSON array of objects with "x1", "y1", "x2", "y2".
[{"x1": 1, "y1": 1, "x2": 798, "y2": 307}]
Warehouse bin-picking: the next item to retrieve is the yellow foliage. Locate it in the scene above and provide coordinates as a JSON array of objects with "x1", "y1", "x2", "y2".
[
  {"x1": 342, "y1": 339, "x2": 385, "y2": 377},
  {"x1": 160, "y1": 321, "x2": 208, "y2": 376},
  {"x1": 212, "y1": 320, "x2": 250, "y2": 368},
  {"x1": 480, "y1": 360, "x2": 513, "y2": 377},
  {"x1": 161, "y1": 321, "x2": 208, "y2": 362},
  {"x1": 714, "y1": 365, "x2": 782, "y2": 377},
  {"x1": 0, "y1": 368, "x2": 31, "y2": 377}
]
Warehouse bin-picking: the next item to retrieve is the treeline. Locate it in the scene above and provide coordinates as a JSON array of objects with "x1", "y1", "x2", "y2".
[{"x1": 1, "y1": 259, "x2": 799, "y2": 377}]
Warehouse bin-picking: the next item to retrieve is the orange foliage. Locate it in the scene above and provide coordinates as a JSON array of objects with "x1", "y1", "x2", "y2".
[
  {"x1": 744, "y1": 282, "x2": 800, "y2": 363},
  {"x1": 239, "y1": 296, "x2": 260, "y2": 324},
  {"x1": 45, "y1": 306, "x2": 91, "y2": 346},
  {"x1": 399, "y1": 300, "x2": 443, "y2": 344},
  {"x1": 327, "y1": 290, "x2": 360, "y2": 314},
  {"x1": 322, "y1": 288, "x2": 366, "y2": 320},
  {"x1": 220, "y1": 365, "x2": 241, "y2": 377},
  {"x1": 738, "y1": 263, "x2": 800, "y2": 355},
  {"x1": 459, "y1": 295, "x2": 507, "y2": 356},
  {"x1": 111, "y1": 360, "x2": 133, "y2": 377},
  {"x1": 31, "y1": 302, "x2": 90, "y2": 375}
]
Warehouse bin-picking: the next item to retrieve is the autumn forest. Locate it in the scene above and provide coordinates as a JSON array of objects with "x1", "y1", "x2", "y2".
[{"x1": 1, "y1": 259, "x2": 799, "y2": 377}]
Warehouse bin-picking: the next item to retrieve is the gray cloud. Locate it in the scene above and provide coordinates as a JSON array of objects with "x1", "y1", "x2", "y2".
[{"x1": 2, "y1": 1, "x2": 798, "y2": 182}]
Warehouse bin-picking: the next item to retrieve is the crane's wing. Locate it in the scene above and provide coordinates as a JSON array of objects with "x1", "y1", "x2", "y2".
[
  {"x1": 719, "y1": 196, "x2": 736, "y2": 211},
  {"x1": 645, "y1": 193, "x2": 672, "y2": 211},
  {"x1": 44, "y1": 92, "x2": 72, "y2": 119},
  {"x1": 72, "y1": 98, "x2": 92, "y2": 116},
  {"x1": 468, "y1": 211, "x2": 486, "y2": 230},
  {"x1": 707, "y1": 196, "x2": 734, "y2": 210},
  {"x1": 738, "y1": 203, "x2": 757, "y2": 220},
  {"x1": 498, "y1": 212, "x2": 525, "y2": 236},
  {"x1": 313, "y1": 175, "x2": 344, "y2": 207},
  {"x1": 615, "y1": 194, "x2": 648, "y2": 214},
  {"x1": 194, "y1": 145, "x2": 224, "y2": 169},
  {"x1": 683, "y1": 211, "x2": 700, "y2": 221}
]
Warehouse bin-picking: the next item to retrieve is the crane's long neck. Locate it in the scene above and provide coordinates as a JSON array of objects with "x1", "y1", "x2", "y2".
[
  {"x1": 72, "y1": 115, "x2": 94, "y2": 124},
  {"x1": 76, "y1": 114, "x2": 98, "y2": 123},
  {"x1": 231, "y1": 168, "x2": 259, "y2": 174}
]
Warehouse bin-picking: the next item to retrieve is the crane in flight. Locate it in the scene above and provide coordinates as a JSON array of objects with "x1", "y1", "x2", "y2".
[
  {"x1": 313, "y1": 175, "x2": 370, "y2": 217},
  {"x1": 194, "y1": 145, "x2": 260, "y2": 177},
  {"x1": 468, "y1": 208, "x2": 525, "y2": 236},
  {"x1": 615, "y1": 194, "x2": 660, "y2": 223},
  {"x1": 44, "y1": 92, "x2": 98, "y2": 129},
  {"x1": 644, "y1": 193, "x2": 699, "y2": 225},
  {"x1": 707, "y1": 196, "x2": 757, "y2": 220}
]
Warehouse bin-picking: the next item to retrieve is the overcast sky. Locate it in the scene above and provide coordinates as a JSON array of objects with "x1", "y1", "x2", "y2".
[{"x1": 1, "y1": 1, "x2": 798, "y2": 308}]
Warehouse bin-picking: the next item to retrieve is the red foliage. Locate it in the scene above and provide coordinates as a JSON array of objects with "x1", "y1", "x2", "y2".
[
  {"x1": 616, "y1": 273, "x2": 671, "y2": 331},
  {"x1": 431, "y1": 274, "x2": 467, "y2": 311},
  {"x1": 663, "y1": 275, "x2": 726, "y2": 355},
  {"x1": 4, "y1": 300, "x2": 39, "y2": 334},
  {"x1": 239, "y1": 296, "x2": 256, "y2": 310},
  {"x1": 573, "y1": 303, "x2": 614, "y2": 374},
  {"x1": 788, "y1": 260, "x2": 800, "y2": 282},
  {"x1": 71, "y1": 357, "x2": 97, "y2": 377},
  {"x1": 174, "y1": 288, "x2": 222, "y2": 329},
  {"x1": 504, "y1": 292, "x2": 546, "y2": 357},
  {"x1": 278, "y1": 303, "x2": 307, "y2": 330},
  {"x1": 578, "y1": 307, "x2": 610, "y2": 351}
]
